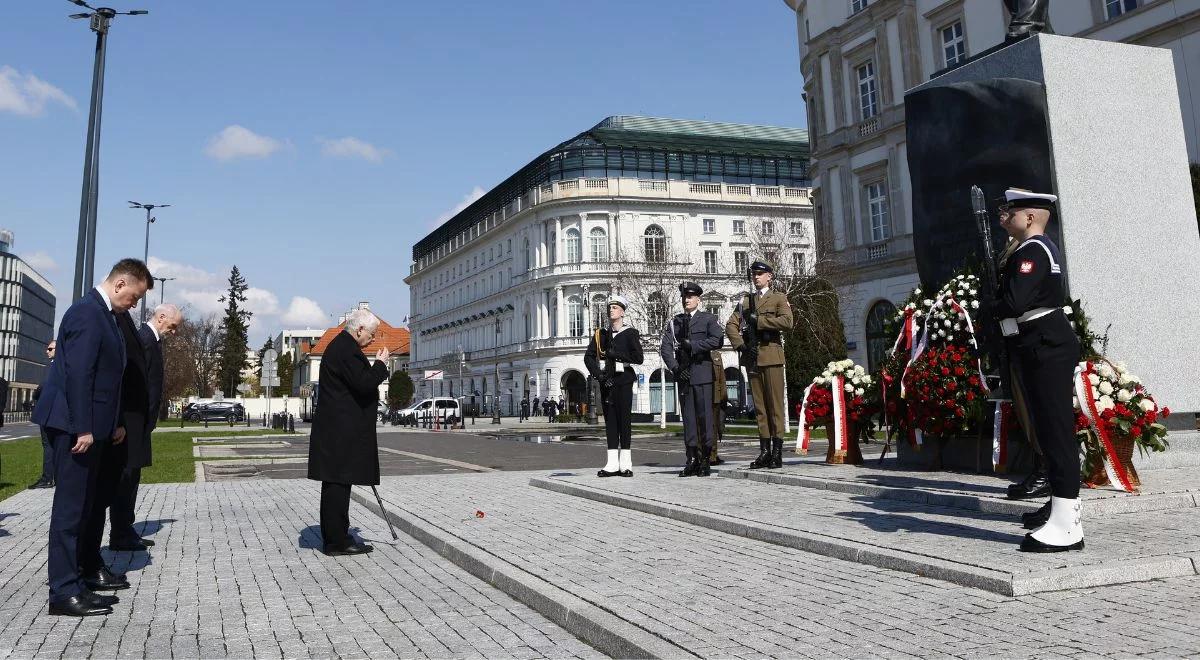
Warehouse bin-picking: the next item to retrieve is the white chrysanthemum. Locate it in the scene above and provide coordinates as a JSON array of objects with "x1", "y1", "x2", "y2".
[
  {"x1": 854, "y1": 388, "x2": 864, "y2": 396},
  {"x1": 914, "y1": 288, "x2": 922, "y2": 296},
  {"x1": 943, "y1": 320, "x2": 952, "y2": 328},
  {"x1": 1139, "y1": 399, "x2": 1156, "y2": 412},
  {"x1": 851, "y1": 376, "x2": 861, "y2": 385},
  {"x1": 970, "y1": 300, "x2": 979, "y2": 309},
  {"x1": 814, "y1": 376, "x2": 827, "y2": 385},
  {"x1": 844, "y1": 383, "x2": 855, "y2": 393},
  {"x1": 854, "y1": 365, "x2": 865, "y2": 375},
  {"x1": 1098, "y1": 395, "x2": 1115, "y2": 411},
  {"x1": 924, "y1": 299, "x2": 934, "y2": 306},
  {"x1": 1098, "y1": 381, "x2": 1113, "y2": 395},
  {"x1": 1087, "y1": 374, "x2": 1101, "y2": 386},
  {"x1": 861, "y1": 375, "x2": 872, "y2": 384},
  {"x1": 1117, "y1": 389, "x2": 1133, "y2": 403},
  {"x1": 969, "y1": 289, "x2": 977, "y2": 296}
]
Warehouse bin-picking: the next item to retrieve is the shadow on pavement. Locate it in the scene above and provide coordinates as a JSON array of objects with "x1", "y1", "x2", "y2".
[
  {"x1": 138, "y1": 518, "x2": 176, "y2": 540},
  {"x1": 836, "y1": 509, "x2": 1025, "y2": 543}
]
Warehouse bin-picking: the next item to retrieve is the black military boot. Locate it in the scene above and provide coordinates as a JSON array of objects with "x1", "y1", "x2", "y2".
[
  {"x1": 1007, "y1": 454, "x2": 1051, "y2": 500},
  {"x1": 769, "y1": 437, "x2": 783, "y2": 469},
  {"x1": 695, "y1": 447, "x2": 711, "y2": 477},
  {"x1": 748, "y1": 438, "x2": 771, "y2": 469},
  {"x1": 1022, "y1": 500, "x2": 1052, "y2": 529},
  {"x1": 678, "y1": 447, "x2": 698, "y2": 477}
]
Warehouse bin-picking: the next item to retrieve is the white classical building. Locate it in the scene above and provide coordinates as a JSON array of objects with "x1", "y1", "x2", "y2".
[
  {"x1": 405, "y1": 116, "x2": 813, "y2": 417},
  {"x1": 783, "y1": 0, "x2": 1200, "y2": 370},
  {"x1": 0, "y1": 229, "x2": 56, "y2": 412}
]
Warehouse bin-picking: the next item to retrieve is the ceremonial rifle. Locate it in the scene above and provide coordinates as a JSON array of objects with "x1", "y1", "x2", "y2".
[
  {"x1": 740, "y1": 269, "x2": 760, "y2": 376},
  {"x1": 971, "y1": 185, "x2": 1010, "y2": 398},
  {"x1": 674, "y1": 312, "x2": 693, "y2": 386}
]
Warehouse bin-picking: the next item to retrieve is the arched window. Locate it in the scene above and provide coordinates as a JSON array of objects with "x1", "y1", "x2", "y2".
[
  {"x1": 565, "y1": 228, "x2": 581, "y2": 264},
  {"x1": 645, "y1": 291, "x2": 667, "y2": 336},
  {"x1": 865, "y1": 300, "x2": 897, "y2": 372},
  {"x1": 644, "y1": 224, "x2": 665, "y2": 262},
  {"x1": 592, "y1": 294, "x2": 608, "y2": 329},
  {"x1": 550, "y1": 296, "x2": 559, "y2": 337},
  {"x1": 549, "y1": 230, "x2": 557, "y2": 266},
  {"x1": 589, "y1": 227, "x2": 608, "y2": 262},
  {"x1": 567, "y1": 295, "x2": 584, "y2": 337}
]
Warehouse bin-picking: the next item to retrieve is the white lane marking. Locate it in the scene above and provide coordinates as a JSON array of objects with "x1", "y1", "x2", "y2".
[{"x1": 377, "y1": 447, "x2": 496, "y2": 472}]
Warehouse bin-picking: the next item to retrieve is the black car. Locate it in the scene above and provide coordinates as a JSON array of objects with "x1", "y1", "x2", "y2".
[{"x1": 184, "y1": 401, "x2": 246, "y2": 423}]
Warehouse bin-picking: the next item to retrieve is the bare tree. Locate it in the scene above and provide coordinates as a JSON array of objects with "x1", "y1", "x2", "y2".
[{"x1": 163, "y1": 311, "x2": 224, "y2": 400}]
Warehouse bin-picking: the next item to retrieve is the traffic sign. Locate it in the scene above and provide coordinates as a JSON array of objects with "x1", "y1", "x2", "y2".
[
  {"x1": 259, "y1": 376, "x2": 280, "y2": 387},
  {"x1": 424, "y1": 370, "x2": 444, "y2": 381},
  {"x1": 263, "y1": 348, "x2": 278, "y2": 362},
  {"x1": 236, "y1": 383, "x2": 251, "y2": 393}
]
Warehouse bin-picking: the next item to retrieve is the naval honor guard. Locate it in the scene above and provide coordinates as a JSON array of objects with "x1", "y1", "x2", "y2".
[
  {"x1": 661, "y1": 282, "x2": 724, "y2": 477},
  {"x1": 585, "y1": 295, "x2": 644, "y2": 477},
  {"x1": 993, "y1": 188, "x2": 1083, "y2": 552}
]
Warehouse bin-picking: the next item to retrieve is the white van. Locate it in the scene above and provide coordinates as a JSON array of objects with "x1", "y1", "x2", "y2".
[{"x1": 397, "y1": 397, "x2": 461, "y2": 425}]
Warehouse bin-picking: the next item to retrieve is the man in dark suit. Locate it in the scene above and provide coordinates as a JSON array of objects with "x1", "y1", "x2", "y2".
[
  {"x1": 307, "y1": 309, "x2": 390, "y2": 556},
  {"x1": 109, "y1": 304, "x2": 181, "y2": 551},
  {"x1": 32, "y1": 258, "x2": 151, "y2": 616},
  {"x1": 661, "y1": 282, "x2": 725, "y2": 477},
  {"x1": 29, "y1": 341, "x2": 57, "y2": 489}
]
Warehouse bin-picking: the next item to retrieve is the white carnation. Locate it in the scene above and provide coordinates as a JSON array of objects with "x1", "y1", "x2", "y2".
[
  {"x1": 851, "y1": 376, "x2": 861, "y2": 385},
  {"x1": 913, "y1": 288, "x2": 922, "y2": 296},
  {"x1": 1138, "y1": 399, "x2": 1156, "y2": 412},
  {"x1": 854, "y1": 365, "x2": 865, "y2": 375},
  {"x1": 969, "y1": 289, "x2": 977, "y2": 296},
  {"x1": 1098, "y1": 364, "x2": 1115, "y2": 380},
  {"x1": 1098, "y1": 396, "x2": 1115, "y2": 411},
  {"x1": 862, "y1": 375, "x2": 872, "y2": 384},
  {"x1": 814, "y1": 377, "x2": 827, "y2": 385},
  {"x1": 1087, "y1": 374, "x2": 1100, "y2": 386},
  {"x1": 943, "y1": 320, "x2": 952, "y2": 328},
  {"x1": 1098, "y1": 382, "x2": 1113, "y2": 395},
  {"x1": 854, "y1": 388, "x2": 864, "y2": 396},
  {"x1": 1117, "y1": 389, "x2": 1132, "y2": 403},
  {"x1": 970, "y1": 300, "x2": 979, "y2": 309},
  {"x1": 844, "y1": 383, "x2": 855, "y2": 393}
]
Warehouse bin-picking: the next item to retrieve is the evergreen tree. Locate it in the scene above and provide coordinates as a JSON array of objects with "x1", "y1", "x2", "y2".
[
  {"x1": 276, "y1": 352, "x2": 295, "y2": 396},
  {"x1": 388, "y1": 371, "x2": 414, "y2": 410},
  {"x1": 216, "y1": 266, "x2": 252, "y2": 398}
]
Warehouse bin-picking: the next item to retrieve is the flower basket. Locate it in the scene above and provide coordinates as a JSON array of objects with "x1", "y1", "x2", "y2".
[
  {"x1": 1074, "y1": 359, "x2": 1170, "y2": 493},
  {"x1": 824, "y1": 424, "x2": 864, "y2": 465},
  {"x1": 1082, "y1": 432, "x2": 1140, "y2": 491},
  {"x1": 797, "y1": 359, "x2": 874, "y2": 465}
]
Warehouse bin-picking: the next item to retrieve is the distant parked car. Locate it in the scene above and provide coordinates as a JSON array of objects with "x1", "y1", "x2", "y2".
[
  {"x1": 184, "y1": 401, "x2": 246, "y2": 423},
  {"x1": 396, "y1": 397, "x2": 460, "y2": 425}
]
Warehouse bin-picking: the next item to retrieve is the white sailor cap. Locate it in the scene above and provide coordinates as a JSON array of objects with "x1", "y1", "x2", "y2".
[
  {"x1": 1001, "y1": 188, "x2": 1057, "y2": 209},
  {"x1": 607, "y1": 294, "x2": 630, "y2": 310}
]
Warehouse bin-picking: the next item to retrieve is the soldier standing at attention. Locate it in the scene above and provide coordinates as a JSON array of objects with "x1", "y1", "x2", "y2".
[
  {"x1": 992, "y1": 188, "x2": 1083, "y2": 553},
  {"x1": 726, "y1": 262, "x2": 793, "y2": 470},
  {"x1": 661, "y1": 282, "x2": 724, "y2": 477},
  {"x1": 584, "y1": 295, "x2": 643, "y2": 477}
]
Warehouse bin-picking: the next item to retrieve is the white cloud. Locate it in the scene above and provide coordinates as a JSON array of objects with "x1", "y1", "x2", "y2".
[
  {"x1": 204, "y1": 125, "x2": 282, "y2": 161},
  {"x1": 0, "y1": 66, "x2": 77, "y2": 116},
  {"x1": 244, "y1": 287, "x2": 280, "y2": 316},
  {"x1": 430, "y1": 186, "x2": 486, "y2": 229},
  {"x1": 318, "y1": 136, "x2": 390, "y2": 162},
  {"x1": 147, "y1": 256, "x2": 224, "y2": 290},
  {"x1": 281, "y1": 296, "x2": 328, "y2": 326},
  {"x1": 22, "y1": 250, "x2": 57, "y2": 273}
]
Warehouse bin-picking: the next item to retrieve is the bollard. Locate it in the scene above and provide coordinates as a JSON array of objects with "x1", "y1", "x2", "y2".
[
  {"x1": 204, "y1": 417, "x2": 209, "y2": 429},
  {"x1": 288, "y1": 414, "x2": 295, "y2": 433},
  {"x1": 179, "y1": 415, "x2": 184, "y2": 429}
]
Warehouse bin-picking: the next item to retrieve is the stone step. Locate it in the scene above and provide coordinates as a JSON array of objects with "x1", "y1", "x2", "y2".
[{"x1": 529, "y1": 471, "x2": 1200, "y2": 597}]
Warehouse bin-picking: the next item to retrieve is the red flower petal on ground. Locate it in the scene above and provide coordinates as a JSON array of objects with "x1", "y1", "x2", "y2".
[{"x1": 475, "y1": 510, "x2": 486, "y2": 518}]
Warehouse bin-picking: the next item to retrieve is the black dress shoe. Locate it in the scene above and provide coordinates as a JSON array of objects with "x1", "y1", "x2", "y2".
[
  {"x1": 83, "y1": 567, "x2": 130, "y2": 591},
  {"x1": 110, "y1": 540, "x2": 148, "y2": 552},
  {"x1": 81, "y1": 589, "x2": 119, "y2": 607},
  {"x1": 29, "y1": 477, "x2": 55, "y2": 489},
  {"x1": 139, "y1": 538, "x2": 156, "y2": 547},
  {"x1": 1019, "y1": 533, "x2": 1084, "y2": 553},
  {"x1": 49, "y1": 594, "x2": 112, "y2": 617},
  {"x1": 597, "y1": 469, "x2": 620, "y2": 478},
  {"x1": 618, "y1": 469, "x2": 633, "y2": 478},
  {"x1": 1006, "y1": 470, "x2": 1051, "y2": 500},
  {"x1": 1022, "y1": 501, "x2": 1052, "y2": 529},
  {"x1": 324, "y1": 542, "x2": 374, "y2": 556}
]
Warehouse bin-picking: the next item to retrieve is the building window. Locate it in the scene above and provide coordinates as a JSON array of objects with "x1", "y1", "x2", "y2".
[
  {"x1": 732, "y1": 219, "x2": 745, "y2": 234},
  {"x1": 866, "y1": 182, "x2": 890, "y2": 242},
  {"x1": 788, "y1": 221, "x2": 803, "y2": 236},
  {"x1": 851, "y1": 0, "x2": 869, "y2": 14},
  {"x1": 706, "y1": 305, "x2": 721, "y2": 316},
  {"x1": 592, "y1": 294, "x2": 608, "y2": 329},
  {"x1": 507, "y1": 239, "x2": 512, "y2": 254},
  {"x1": 857, "y1": 60, "x2": 878, "y2": 120},
  {"x1": 644, "y1": 224, "x2": 666, "y2": 262},
  {"x1": 565, "y1": 228, "x2": 581, "y2": 264},
  {"x1": 549, "y1": 230, "x2": 557, "y2": 266},
  {"x1": 865, "y1": 300, "x2": 897, "y2": 372},
  {"x1": 734, "y1": 251, "x2": 748, "y2": 274},
  {"x1": 524, "y1": 239, "x2": 531, "y2": 271},
  {"x1": 1105, "y1": 0, "x2": 1139, "y2": 19},
  {"x1": 792, "y1": 252, "x2": 806, "y2": 274},
  {"x1": 589, "y1": 227, "x2": 608, "y2": 262},
  {"x1": 703, "y1": 218, "x2": 715, "y2": 234},
  {"x1": 761, "y1": 221, "x2": 775, "y2": 235},
  {"x1": 764, "y1": 251, "x2": 778, "y2": 268},
  {"x1": 645, "y1": 292, "x2": 667, "y2": 335},
  {"x1": 567, "y1": 296, "x2": 584, "y2": 337},
  {"x1": 941, "y1": 21, "x2": 965, "y2": 67},
  {"x1": 704, "y1": 250, "x2": 718, "y2": 274}
]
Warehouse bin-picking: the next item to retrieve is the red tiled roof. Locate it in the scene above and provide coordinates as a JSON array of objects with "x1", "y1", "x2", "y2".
[{"x1": 309, "y1": 318, "x2": 410, "y2": 357}]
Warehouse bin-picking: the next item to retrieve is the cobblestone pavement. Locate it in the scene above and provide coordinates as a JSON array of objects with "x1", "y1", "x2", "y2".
[
  {"x1": 0, "y1": 483, "x2": 603, "y2": 659},
  {"x1": 375, "y1": 471, "x2": 1200, "y2": 658}
]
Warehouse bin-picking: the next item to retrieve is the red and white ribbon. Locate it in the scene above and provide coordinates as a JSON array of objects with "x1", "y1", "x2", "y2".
[
  {"x1": 831, "y1": 374, "x2": 848, "y2": 457},
  {"x1": 1073, "y1": 362, "x2": 1136, "y2": 492},
  {"x1": 992, "y1": 400, "x2": 1012, "y2": 472},
  {"x1": 795, "y1": 383, "x2": 815, "y2": 455},
  {"x1": 948, "y1": 298, "x2": 990, "y2": 395}
]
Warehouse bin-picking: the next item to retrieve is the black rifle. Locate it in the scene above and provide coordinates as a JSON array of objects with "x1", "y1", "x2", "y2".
[
  {"x1": 740, "y1": 273, "x2": 760, "y2": 376},
  {"x1": 674, "y1": 313, "x2": 692, "y2": 386},
  {"x1": 597, "y1": 328, "x2": 614, "y2": 406},
  {"x1": 971, "y1": 185, "x2": 1010, "y2": 398}
]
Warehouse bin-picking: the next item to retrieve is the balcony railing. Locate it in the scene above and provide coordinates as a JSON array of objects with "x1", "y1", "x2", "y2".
[{"x1": 858, "y1": 116, "x2": 881, "y2": 137}]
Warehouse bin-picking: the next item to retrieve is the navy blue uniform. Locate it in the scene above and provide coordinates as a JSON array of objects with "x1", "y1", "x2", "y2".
[
  {"x1": 996, "y1": 235, "x2": 1080, "y2": 499},
  {"x1": 660, "y1": 311, "x2": 725, "y2": 454}
]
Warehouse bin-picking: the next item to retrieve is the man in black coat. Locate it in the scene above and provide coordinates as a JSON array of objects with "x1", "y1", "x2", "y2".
[
  {"x1": 661, "y1": 282, "x2": 725, "y2": 477},
  {"x1": 110, "y1": 304, "x2": 180, "y2": 551},
  {"x1": 307, "y1": 309, "x2": 390, "y2": 556},
  {"x1": 584, "y1": 294, "x2": 643, "y2": 477},
  {"x1": 29, "y1": 341, "x2": 57, "y2": 489}
]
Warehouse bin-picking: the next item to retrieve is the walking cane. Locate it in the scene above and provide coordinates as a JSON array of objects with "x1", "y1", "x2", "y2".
[{"x1": 369, "y1": 485, "x2": 399, "y2": 540}]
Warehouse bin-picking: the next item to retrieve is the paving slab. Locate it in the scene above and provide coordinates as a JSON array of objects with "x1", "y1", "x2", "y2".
[
  {"x1": 364, "y1": 471, "x2": 1200, "y2": 657},
  {"x1": 0, "y1": 482, "x2": 602, "y2": 659},
  {"x1": 531, "y1": 468, "x2": 1200, "y2": 596}
]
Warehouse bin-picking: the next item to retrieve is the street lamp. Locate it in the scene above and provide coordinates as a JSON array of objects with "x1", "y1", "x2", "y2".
[
  {"x1": 68, "y1": 1, "x2": 148, "y2": 302},
  {"x1": 129, "y1": 200, "x2": 169, "y2": 321},
  {"x1": 152, "y1": 275, "x2": 176, "y2": 306},
  {"x1": 492, "y1": 316, "x2": 501, "y2": 424}
]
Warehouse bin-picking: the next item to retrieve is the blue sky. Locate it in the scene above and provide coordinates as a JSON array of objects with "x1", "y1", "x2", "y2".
[{"x1": 1, "y1": 0, "x2": 807, "y2": 345}]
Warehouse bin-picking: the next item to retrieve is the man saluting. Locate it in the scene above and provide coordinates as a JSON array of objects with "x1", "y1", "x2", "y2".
[{"x1": 33, "y1": 259, "x2": 151, "y2": 616}]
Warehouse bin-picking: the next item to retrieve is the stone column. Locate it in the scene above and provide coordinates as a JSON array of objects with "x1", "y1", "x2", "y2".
[
  {"x1": 578, "y1": 213, "x2": 589, "y2": 262},
  {"x1": 582, "y1": 284, "x2": 592, "y2": 334},
  {"x1": 555, "y1": 285, "x2": 565, "y2": 338},
  {"x1": 554, "y1": 216, "x2": 563, "y2": 265},
  {"x1": 606, "y1": 213, "x2": 616, "y2": 261}
]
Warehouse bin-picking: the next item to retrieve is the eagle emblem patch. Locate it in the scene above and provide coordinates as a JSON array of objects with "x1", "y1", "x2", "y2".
[{"x1": 1018, "y1": 260, "x2": 1035, "y2": 274}]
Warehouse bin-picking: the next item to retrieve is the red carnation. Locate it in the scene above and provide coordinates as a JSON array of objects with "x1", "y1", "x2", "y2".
[{"x1": 1162, "y1": 407, "x2": 1171, "y2": 417}]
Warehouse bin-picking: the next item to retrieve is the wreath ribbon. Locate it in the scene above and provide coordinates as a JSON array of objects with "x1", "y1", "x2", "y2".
[
  {"x1": 795, "y1": 383, "x2": 815, "y2": 455},
  {"x1": 1073, "y1": 361, "x2": 1136, "y2": 492}
]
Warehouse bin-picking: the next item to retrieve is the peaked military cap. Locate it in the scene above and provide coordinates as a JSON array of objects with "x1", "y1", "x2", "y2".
[
  {"x1": 679, "y1": 281, "x2": 703, "y2": 297},
  {"x1": 607, "y1": 294, "x2": 630, "y2": 310},
  {"x1": 998, "y1": 187, "x2": 1057, "y2": 210},
  {"x1": 749, "y1": 261, "x2": 774, "y2": 274}
]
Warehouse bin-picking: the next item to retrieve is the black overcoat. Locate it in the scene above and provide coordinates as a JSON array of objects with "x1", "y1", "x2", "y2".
[
  {"x1": 307, "y1": 330, "x2": 389, "y2": 485},
  {"x1": 117, "y1": 312, "x2": 153, "y2": 469}
]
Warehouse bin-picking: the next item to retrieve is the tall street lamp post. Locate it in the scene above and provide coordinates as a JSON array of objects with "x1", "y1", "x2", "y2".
[
  {"x1": 492, "y1": 316, "x2": 501, "y2": 424},
  {"x1": 68, "y1": 1, "x2": 147, "y2": 302},
  {"x1": 152, "y1": 275, "x2": 176, "y2": 306},
  {"x1": 129, "y1": 201, "x2": 169, "y2": 321}
]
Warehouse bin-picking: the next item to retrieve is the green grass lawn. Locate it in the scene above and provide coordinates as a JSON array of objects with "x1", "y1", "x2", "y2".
[{"x1": 0, "y1": 429, "x2": 283, "y2": 502}]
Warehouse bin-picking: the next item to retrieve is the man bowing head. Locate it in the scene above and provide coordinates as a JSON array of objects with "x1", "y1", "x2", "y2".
[{"x1": 307, "y1": 308, "x2": 390, "y2": 556}]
